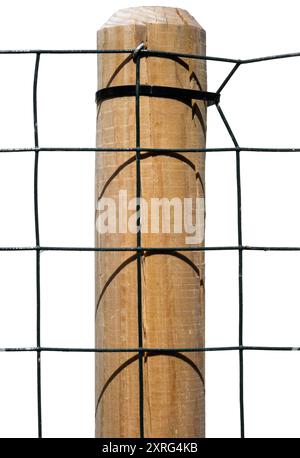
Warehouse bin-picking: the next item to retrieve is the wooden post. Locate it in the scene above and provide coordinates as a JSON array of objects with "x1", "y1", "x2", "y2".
[{"x1": 96, "y1": 6, "x2": 206, "y2": 438}]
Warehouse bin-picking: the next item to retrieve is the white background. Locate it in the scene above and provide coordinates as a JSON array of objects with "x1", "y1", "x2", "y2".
[{"x1": 0, "y1": 0, "x2": 300, "y2": 438}]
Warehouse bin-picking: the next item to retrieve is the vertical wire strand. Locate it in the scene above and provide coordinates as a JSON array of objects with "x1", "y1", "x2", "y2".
[
  {"x1": 216, "y1": 104, "x2": 245, "y2": 438},
  {"x1": 33, "y1": 52, "x2": 42, "y2": 438},
  {"x1": 135, "y1": 53, "x2": 144, "y2": 438}
]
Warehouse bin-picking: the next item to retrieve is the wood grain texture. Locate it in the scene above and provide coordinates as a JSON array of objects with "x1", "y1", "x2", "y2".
[{"x1": 96, "y1": 6, "x2": 206, "y2": 438}]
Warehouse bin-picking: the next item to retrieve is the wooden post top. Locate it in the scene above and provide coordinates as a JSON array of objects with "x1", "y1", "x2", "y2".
[{"x1": 101, "y1": 6, "x2": 204, "y2": 29}]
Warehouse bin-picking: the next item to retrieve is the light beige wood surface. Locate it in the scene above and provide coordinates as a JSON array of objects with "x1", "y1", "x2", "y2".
[{"x1": 96, "y1": 6, "x2": 206, "y2": 438}]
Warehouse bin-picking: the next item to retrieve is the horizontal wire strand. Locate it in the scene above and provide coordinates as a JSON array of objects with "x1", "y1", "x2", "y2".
[
  {"x1": 0, "y1": 346, "x2": 300, "y2": 353},
  {"x1": 1, "y1": 147, "x2": 300, "y2": 153},
  {"x1": 0, "y1": 48, "x2": 300, "y2": 64},
  {"x1": 1, "y1": 245, "x2": 300, "y2": 252}
]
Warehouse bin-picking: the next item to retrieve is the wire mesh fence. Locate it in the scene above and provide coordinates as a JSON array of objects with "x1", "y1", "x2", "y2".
[{"x1": 1, "y1": 46, "x2": 300, "y2": 438}]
